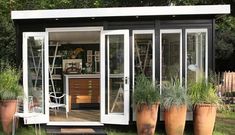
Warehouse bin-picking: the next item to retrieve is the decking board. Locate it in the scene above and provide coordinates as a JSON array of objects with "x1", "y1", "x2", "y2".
[{"x1": 50, "y1": 109, "x2": 100, "y2": 122}]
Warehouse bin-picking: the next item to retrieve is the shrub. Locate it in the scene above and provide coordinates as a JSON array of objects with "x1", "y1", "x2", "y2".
[{"x1": 134, "y1": 74, "x2": 160, "y2": 110}]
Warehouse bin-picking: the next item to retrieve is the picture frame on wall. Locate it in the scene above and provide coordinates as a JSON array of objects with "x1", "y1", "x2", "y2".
[{"x1": 63, "y1": 59, "x2": 82, "y2": 74}]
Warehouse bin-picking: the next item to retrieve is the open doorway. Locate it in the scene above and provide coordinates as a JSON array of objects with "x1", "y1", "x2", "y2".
[{"x1": 48, "y1": 29, "x2": 101, "y2": 122}]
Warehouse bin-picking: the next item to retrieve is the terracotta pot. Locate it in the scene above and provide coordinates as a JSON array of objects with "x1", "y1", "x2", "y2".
[
  {"x1": 0, "y1": 100, "x2": 2, "y2": 121},
  {"x1": 194, "y1": 104, "x2": 217, "y2": 135},
  {"x1": 136, "y1": 103, "x2": 159, "y2": 135},
  {"x1": 0, "y1": 100, "x2": 17, "y2": 135},
  {"x1": 164, "y1": 105, "x2": 187, "y2": 135}
]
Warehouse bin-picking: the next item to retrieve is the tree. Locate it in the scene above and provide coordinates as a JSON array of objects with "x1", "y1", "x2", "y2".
[
  {"x1": 215, "y1": 15, "x2": 235, "y2": 71},
  {"x1": 0, "y1": 0, "x2": 16, "y2": 64}
]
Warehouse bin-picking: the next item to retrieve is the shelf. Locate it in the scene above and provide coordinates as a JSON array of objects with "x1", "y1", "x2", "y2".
[
  {"x1": 29, "y1": 56, "x2": 41, "y2": 58},
  {"x1": 29, "y1": 67, "x2": 42, "y2": 69},
  {"x1": 50, "y1": 74, "x2": 62, "y2": 80},
  {"x1": 49, "y1": 44, "x2": 61, "y2": 47},
  {"x1": 31, "y1": 75, "x2": 42, "y2": 80},
  {"x1": 49, "y1": 55, "x2": 62, "y2": 58},
  {"x1": 50, "y1": 67, "x2": 62, "y2": 69}
]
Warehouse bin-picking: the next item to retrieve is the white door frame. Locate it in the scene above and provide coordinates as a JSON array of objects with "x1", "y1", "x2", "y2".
[
  {"x1": 45, "y1": 27, "x2": 104, "y2": 126},
  {"x1": 100, "y1": 30, "x2": 130, "y2": 125},
  {"x1": 23, "y1": 32, "x2": 49, "y2": 124}
]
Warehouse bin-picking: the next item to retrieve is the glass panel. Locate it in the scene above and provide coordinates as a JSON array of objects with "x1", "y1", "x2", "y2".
[
  {"x1": 187, "y1": 32, "x2": 206, "y2": 84},
  {"x1": 134, "y1": 34, "x2": 153, "y2": 79},
  {"x1": 27, "y1": 36, "x2": 45, "y2": 113},
  {"x1": 162, "y1": 33, "x2": 180, "y2": 82},
  {"x1": 105, "y1": 35, "x2": 124, "y2": 114}
]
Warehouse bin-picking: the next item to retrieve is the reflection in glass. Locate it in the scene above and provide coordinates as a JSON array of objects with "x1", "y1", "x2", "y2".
[
  {"x1": 27, "y1": 36, "x2": 45, "y2": 113},
  {"x1": 162, "y1": 33, "x2": 180, "y2": 82},
  {"x1": 105, "y1": 35, "x2": 124, "y2": 114},
  {"x1": 187, "y1": 32, "x2": 206, "y2": 85},
  {"x1": 109, "y1": 78, "x2": 124, "y2": 113},
  {"x1": 134, "y1": 34, "x2": 153, "y2": 80}
]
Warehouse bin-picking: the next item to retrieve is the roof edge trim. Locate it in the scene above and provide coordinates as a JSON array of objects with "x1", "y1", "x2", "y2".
[{"x1": 11, "y1": 5, "x2": 231, "y2": 20}]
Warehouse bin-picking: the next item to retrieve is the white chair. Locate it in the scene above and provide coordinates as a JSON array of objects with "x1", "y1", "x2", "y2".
[
  {"x1": 49, "y1": 92, "x2": 68, "y2": 118},
  {"x1": 12, "y1": 96, "x2": 42, "y2": 135}
]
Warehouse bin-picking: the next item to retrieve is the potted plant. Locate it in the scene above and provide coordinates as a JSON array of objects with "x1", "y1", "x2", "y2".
[
  {"x1": 188, "y1": 77, "x2": 221, "y2": 135},
  {"x1": 161, "y1": 79, "x2": 189, "y2": 135},
  {"x1": 134, "y1": 74, "x2": 160, "y2": 135},
  {"x1": 0, "y1": 63, "x2": 23, "y2": 135}
]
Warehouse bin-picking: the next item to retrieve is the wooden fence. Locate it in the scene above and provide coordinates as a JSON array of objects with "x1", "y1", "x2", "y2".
[{"x1": 217, "y1": 71, "x2": 235, "y2": 103}]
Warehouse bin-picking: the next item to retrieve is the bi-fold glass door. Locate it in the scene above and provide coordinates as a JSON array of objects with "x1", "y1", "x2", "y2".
[
  {"x1": 100, "y1": 30, "x2": 130, "y2": 124},
  {"x1": 23, "y1": 32, "x2": 49, "y2": 124},
  {"x1": 23, "y1": 29, "x2": 131, "y2": 125}
]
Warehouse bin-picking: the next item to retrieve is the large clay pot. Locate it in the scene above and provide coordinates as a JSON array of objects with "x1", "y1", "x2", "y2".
[
  {"x1": 136, "y1": 103, "x2": 159, "y2": 135},
  {"x1": 0, "y1": 100, "x2": 17, "y2": 135},
  {"x1": 164, "y1": 105, "x2": 187, "y2": 135},
  {"x1": 0, "y1": 100, "x2": 2, "y2": 121},
  {"x1": 194, "y1": 104, "x2": 217, "y2": 135}
]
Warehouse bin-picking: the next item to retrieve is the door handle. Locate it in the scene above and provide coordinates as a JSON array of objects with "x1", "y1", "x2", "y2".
[{"x1": 125, "y1": 77, "x2": 128, "y2": 85}]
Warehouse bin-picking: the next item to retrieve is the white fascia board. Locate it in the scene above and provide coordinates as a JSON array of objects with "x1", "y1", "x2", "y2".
[{"x1": 11, "y1": 5, "x2": 230, "y2": 20}]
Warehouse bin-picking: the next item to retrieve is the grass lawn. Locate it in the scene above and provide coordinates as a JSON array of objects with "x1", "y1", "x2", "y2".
[
  {"x1": 0, "y1": 124, "x2": 47, "y2": 135},
  {"x1": 214, "y1": 110, "x2": 235, "y2": 135},
  {"x1": 0, "y1": 107, "x2": 234, "y2": 135}
]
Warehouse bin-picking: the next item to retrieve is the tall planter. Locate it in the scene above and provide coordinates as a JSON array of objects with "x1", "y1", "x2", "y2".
[
  {"x1": 188, "y1": 77, "x2": 220, "y2": 135},
  {"x1": 0, "y1": 63, "x2": 23, "y2": 135},
  {"x1": 136, "y1": 103, "x2": 159, "y2": 135},
  {"x1": 134, "y1": 74, "x2": 160, "y2": 135},
  {"x1": 164, "y1": 105, "x2": 187, "y2": 135},
  {"x1": 161, "y1": 79, "x2": 189, "y2": 135},
  {"x1": 0, "y1": 100, "x2": 17, "y2": 135},
  {"x1": 194, "y1": 104, "x2": 217, "y2": 135}
]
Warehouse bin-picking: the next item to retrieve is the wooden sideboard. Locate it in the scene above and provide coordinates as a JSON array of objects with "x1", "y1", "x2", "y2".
[
  {"x1": 64, "y1": 74, "x2": 100, "y2": 111},
  {"x1": 69, "y1": 78, "x2": 100, "y2": 103}
]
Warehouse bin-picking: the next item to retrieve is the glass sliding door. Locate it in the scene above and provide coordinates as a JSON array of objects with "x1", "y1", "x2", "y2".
[
  {"x1": 186, "y1": 29, "x2": 208, "y2": 86},
  {"x1": 101, "y1": 30, "x2": 130, "y2": 124},
  {"x1": 23, "y1": 32, "x2": 49, "y2": 124},
  {"x1": 160, "y1": 30, "x2": 182, "y2": 88}
]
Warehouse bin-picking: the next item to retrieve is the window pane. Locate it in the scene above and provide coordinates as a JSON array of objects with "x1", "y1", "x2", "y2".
[
  {"x1": 105, "y1": 35, "x2": 124, "y2": 114},
  {"x1": 134, "y1": 34, "x2": 153, "y2": 79},
  {"x1": 162, "y1": 33, "x2": 180, "y2": 82},
  {"x1": 27, "y1": 36, "x2": 45, "y2": 113},
  {"x1": 187, "y1": 32, "x2": 206, "y2": 84}
]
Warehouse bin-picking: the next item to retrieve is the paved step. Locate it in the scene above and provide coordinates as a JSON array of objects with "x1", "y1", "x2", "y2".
[{"x1": 46, "y1": 126, "x2": 107, "y2": 135}]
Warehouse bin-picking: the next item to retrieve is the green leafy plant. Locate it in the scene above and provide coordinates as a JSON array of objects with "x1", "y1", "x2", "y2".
[
  {"x1": 161, "y1": 78, "x2": 190, "y2": 110},
  {"x1": 0, "y1": 62, "x2": 23, "y2": 100},
  {"x1": 188, "y1": 77, "x2": 221, "y2": 106},
  {"x1": 134, "y1": 74, "x2": 160, "y2": 109}
]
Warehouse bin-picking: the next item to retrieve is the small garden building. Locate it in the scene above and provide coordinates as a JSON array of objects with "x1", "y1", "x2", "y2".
[{"x1": 11, "y1": 5, "x2": 230, "y2": 126}]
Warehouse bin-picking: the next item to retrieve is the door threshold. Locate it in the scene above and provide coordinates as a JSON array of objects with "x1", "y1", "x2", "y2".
[{"x1": 47, "y1": 121, "x2": 104, "y2": 126}]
